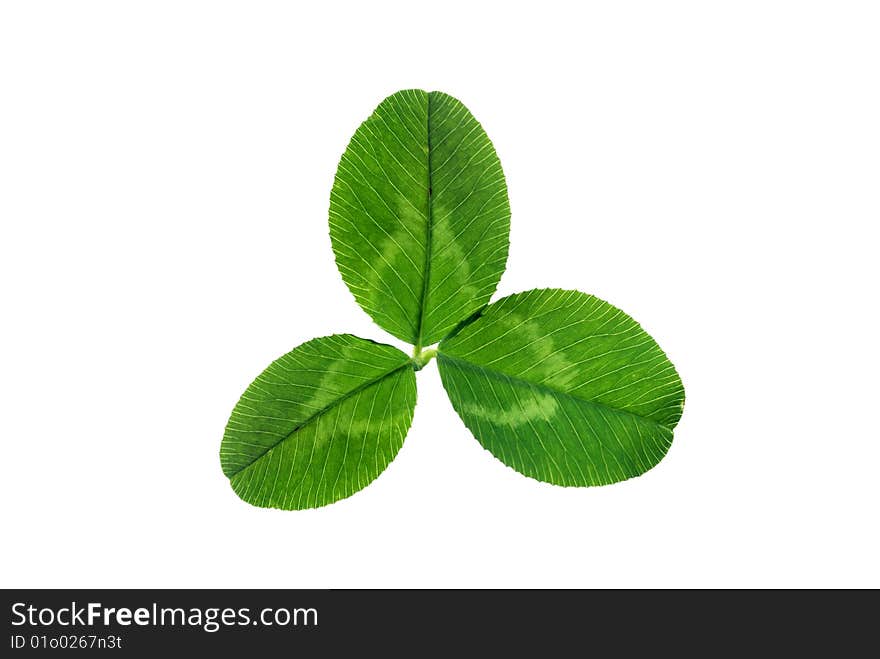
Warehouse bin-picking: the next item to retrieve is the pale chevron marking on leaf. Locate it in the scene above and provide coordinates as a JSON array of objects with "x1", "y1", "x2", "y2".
[
  {"x1": 348, "y1": 379, "x2": 378, "y2": 494},
  {"x1": 330, "y1": 177, "x2": 421, "y2": 293},
  {"x1": 337, "y1": 145, "x2": 424, "y2": 248},
  {"x1": 456, "y1": 384, "x2": 559, "y2": 428},
  {"x1": 445, "y1": 290, "x2": 683, "y2": 425},
  {"x1": 296, "y1": 420, "x2": 319, "y2": 509},
  {"x1": 228, "y1": 361, "x2": 406, "y2": 478},
  {"x1": 323, "y1": 233, "x2": 414, "y2": 318},
  {"x1": 449, "y1": 297, "x2": 566, "y2": 359},
  {"x1": 424, "y1": 183, "x2": 509, "y2": 328},
  {"x1": 312, "y1": 386, "x2": 348, "y2": 507},
  {"x1": 221, "y1": 335, "x2": 416, "y2": 510},
  {"x1": 434, "y1": 183, "x2": 506, "y2": 234},
  {"x1": 510, "y1": 381, "x2": 570, "y2": 483},
  {"x1": 437, "y1": 289, "x2": 685, "y2": 487},
  {"x1": 475, "y1": 313, "x2": 623, "y2": 369},
  {"x1": 441, "y1": 352, "x2": 674, "y2": 433}
]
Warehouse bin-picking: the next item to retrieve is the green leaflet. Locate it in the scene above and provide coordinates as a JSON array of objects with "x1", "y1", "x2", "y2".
[
  {"x1": 329, "y1": 89, "x2": 511, "y2": 348},
  {"x1": 220, "y1": 334, "x2": 416, "y2": 510},
  {"x1": 437, "y1": 289, "x2": 685, "y2": 486}
]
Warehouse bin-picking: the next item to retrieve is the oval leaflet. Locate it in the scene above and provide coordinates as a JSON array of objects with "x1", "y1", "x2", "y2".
[
  {"x1": 329, "y1": 89, "x2": 511, "y2": 347},
  {"x1": 221, "y1": 334, "x2": 417, "y2": 509},
  {"x1": 437, "y1": 289, "x2": 685, "y2": 486}
]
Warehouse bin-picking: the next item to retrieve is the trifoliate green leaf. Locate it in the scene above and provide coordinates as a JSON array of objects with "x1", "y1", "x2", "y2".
[
  {"x1": 221, "y1": 334, "x2": 416, "y2": 509},
  {"x1": 437, "y1": 289, "x2": 685, "y2": 486},
  {"x1": 329, "y1": 89, "x2": 510, "y2": 347}
]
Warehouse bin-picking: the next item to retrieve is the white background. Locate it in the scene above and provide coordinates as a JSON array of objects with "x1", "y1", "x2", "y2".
[{"x1": 2, "y1": 1, "x2": 878, "y2": 588}]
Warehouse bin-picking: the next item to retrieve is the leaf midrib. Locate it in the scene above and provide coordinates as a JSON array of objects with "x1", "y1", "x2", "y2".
[
  {"x1": 227, "y1": 361, "x2": 412, "y2": 478},
  {"x1": 437, "y1": 351, "x2": 674, "y2": 432},
  {"x1": 414, "y1": 91, "x2": 434, "y2": 350}
]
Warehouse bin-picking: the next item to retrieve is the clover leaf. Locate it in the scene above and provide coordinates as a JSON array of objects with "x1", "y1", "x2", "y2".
[{"x1": 220, "y1": 90, "x2": 685, "y2": 509}]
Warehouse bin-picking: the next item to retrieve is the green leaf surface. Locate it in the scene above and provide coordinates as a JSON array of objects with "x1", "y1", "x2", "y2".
[
  {"x1": 437, "y1": 289, "x2": 685, "y2": 487},
  {"x1": 329, "y1": 89, "x2": 511, "y2": 347},
  {"x1": 220, "y1": 334, "x2": 416, "y2": 509}
]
